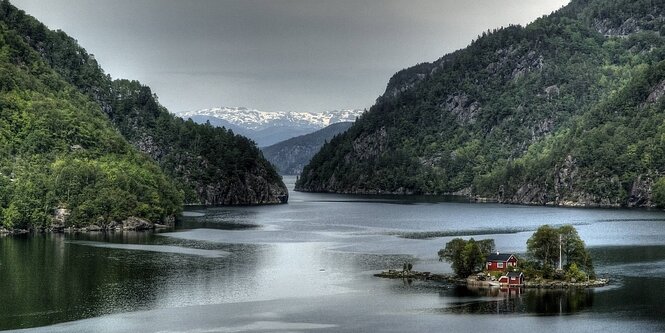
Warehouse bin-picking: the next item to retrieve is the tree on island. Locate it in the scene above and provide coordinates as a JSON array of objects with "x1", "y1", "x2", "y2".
[
  {"x1": 438, "y1": 238, "x2": 495, "y2": 277},
  {"x1": 526, "y1": 224, "x2": 595, "y2": 280}
]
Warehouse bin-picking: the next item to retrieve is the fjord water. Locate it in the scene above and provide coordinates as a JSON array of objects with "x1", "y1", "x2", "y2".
[{"x1": 2, "y1": 177, "x2": 665, "y2": 332}]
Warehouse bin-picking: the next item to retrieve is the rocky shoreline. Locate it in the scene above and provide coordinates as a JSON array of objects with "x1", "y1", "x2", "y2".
[
  {"x1": 523, "y1": 278, "x2": 609, "y2": 289},
  {"x1": 374, "y1": 270, "x2": 610, "y2": 289},
  {"x1": 373, "y1": 270, "x2": 465, "y2": 284},
  {"x1": 294, "y1": 188, "x2": 658, "y2": 209},
  {"x1": 0, "y1": 216, "x2": 173, "y2": 236}
]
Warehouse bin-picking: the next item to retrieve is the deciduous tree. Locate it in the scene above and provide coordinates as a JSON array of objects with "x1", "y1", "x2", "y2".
[{"x1": 439, "y1": 238, "x2": 495, "y2": 277}]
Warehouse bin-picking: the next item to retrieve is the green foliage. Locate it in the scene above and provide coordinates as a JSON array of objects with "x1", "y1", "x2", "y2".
[
  {"x1": 3, "y1": 166, "x2": 54, "y2": 229},
  {"x1": 565, "y1": 263, "x2": 588, "y2": 282},
  {"x1": 518, "y1": 259, "x2": 543, "y2": 279},
  {"x1": 296, "y1": 0, "x2": 665, "y2": 208},
  {"x1": 0, "y1": 1, "x2": 286, "y2": 206},
  {"x1": 527, "y1": 225, "x2": 595, "y2": 279},
  {"x1": 107, "y1": 80, "x2": 285, "y2": 204},
  {"x1": 0, "y1": 13, "x2": 182, "y2": 229},
  {"x1": 652, "y1": 177, "x2": 665, "y2": 207},
  {"x1": 438, "y1": 238, "x2": 495, "y2": 277},
  {"x1": 527, "y1": 225, "x2": 561, "y2": 267}
]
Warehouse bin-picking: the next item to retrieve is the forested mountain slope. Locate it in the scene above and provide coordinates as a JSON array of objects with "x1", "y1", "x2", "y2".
[
  {"x1": 262, "y1": 122, "x2": 354, "y2": 175},
  {"x1": 297, "y1": 0, "x2": 665, "y2": 207},
  {"x1": 0, "y1": 21, "x2": 181, "y2": 230},
  {"x1": 0, "y1": 1, "x2": 287, "y2": 205}
]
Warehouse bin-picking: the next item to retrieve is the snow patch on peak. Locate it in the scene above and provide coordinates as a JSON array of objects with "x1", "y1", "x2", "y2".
[{"x1": 176, "y1": 107, "x2": 364, "y2": 130}]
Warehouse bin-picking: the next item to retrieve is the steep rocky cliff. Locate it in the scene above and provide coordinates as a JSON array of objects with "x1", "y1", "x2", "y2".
[
  {"x1": 0, "y1": 13, "x2": 183, "y2": 230},
  {"x1": 297, "y1": 0, "x2": 665, "y2": 208},
  {"x1": 0, "y1": 1, "x2": 288, "y2": 205}
]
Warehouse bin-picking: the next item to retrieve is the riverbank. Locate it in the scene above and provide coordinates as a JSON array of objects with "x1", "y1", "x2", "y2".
[
  {"x1": 0, "y1": 216, "x2": 173, "y2": 236},
  {"x1": 375, "y1": 270, "x2": 610, "y2": 289},
  {"x1": 293, "y1": 188, "x2": 660, "y2": 209}
]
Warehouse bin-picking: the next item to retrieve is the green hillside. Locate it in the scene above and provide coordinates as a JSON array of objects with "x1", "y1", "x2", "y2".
[
  {"x1": 297, "y1": 0, "x2": 665, "y2": 207},
  {"x1": 0, "y1": 22, "x2": 181, "y2": 230},
  {"x1": 0, "y1": 1, "x2": 287, "y2": 206}
]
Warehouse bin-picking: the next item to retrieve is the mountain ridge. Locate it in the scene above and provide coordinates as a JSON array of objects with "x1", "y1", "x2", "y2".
[
  {"x1": 0, "y1": 0, "x2": 288, "y2": 207},
  {"x1": 296, "y1": 0, "x2": 665, "y2": 208},
  {"x1": 178, "y1": 107, "x2": 363, "y2": 146},
  {"x1": 262, "y1": 122, "x2": 354, "y2": 175},
  {"x1": 0, "y1": 13, "x2": 182, "y2": 230},
  {"x1": 177, "y1": 107, "x2": 363, "y2": 130}
]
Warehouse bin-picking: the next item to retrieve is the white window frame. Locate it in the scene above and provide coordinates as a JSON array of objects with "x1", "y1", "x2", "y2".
[{"x1": 497, "y1": 262, "x2": 504, "y2": 269}]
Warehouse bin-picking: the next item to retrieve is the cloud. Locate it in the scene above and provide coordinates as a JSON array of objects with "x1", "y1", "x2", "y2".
[{"x1": 12, "y1": 0, "x2": 570, "y2": 113}]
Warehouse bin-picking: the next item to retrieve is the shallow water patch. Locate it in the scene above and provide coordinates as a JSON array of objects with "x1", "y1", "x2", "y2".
[{"x1": 67, "y1": 241, "x2": 230, "y2": 258}]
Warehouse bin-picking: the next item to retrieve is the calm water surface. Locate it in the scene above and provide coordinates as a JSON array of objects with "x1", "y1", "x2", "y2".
[{"x1": 2, "y1": 176, "x2": 665, "y2": 332}]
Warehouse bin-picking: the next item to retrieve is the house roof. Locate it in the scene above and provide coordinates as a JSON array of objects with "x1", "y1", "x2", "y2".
[
  {"x1": 507, "y1": 271, "x2": 523, "y2": 278},
  {"x1": 486, "y1": 253, "x2": 515, "y2": 262}
]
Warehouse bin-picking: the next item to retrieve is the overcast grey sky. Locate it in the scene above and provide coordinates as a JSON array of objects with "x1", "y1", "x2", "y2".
[{"x1": 12, "y1": 0, "x2": 569, "y2": 113}]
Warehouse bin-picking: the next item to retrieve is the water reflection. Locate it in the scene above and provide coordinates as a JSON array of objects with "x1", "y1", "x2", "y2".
[
  {"x1": 444, "y1": 286, "x2": 594, "y2": 315},
  {"x1": 7, "y1": 180, "x2": 665, "y2": 332},
  {"x1": 0, "y1": 232, "x2": 262, "y2": 330},
  {"x1": 178, "y1": 206, "x2": 262, "y2": 230}
]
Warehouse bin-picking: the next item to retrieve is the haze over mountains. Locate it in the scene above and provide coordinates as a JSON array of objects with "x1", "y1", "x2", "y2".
[
  {"x1": 177, "y1": 107, "x2": 364, "y2": 147},
  {"x1": 262, "y1": 122, "x2": 354, "y2": 175}
]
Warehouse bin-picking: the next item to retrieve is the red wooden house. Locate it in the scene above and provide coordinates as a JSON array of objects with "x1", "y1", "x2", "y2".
[
  {"x1": 486, "y1": 252, "x2": 518, "y2": 271},
  {"x1": 498, "y1": 271, "x2": 524, "y2": 286}
]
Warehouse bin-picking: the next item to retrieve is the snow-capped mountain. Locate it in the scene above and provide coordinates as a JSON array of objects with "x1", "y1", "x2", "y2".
[
  {"x1": 177, "y1": 107, "x2": 363, "y2": 130},
  {"x1": 175, "y1": 107, "x2": 364, "y2": 146}
]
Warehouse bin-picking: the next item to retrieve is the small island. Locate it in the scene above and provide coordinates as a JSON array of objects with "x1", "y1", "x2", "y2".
[{"x1": 376, "y1": 224, "x2": 609, "y2": 289}]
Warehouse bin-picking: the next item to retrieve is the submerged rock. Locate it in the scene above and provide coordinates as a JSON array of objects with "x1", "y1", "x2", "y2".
[
  {"x1": 86, "y1": 224, "x2": 102, "y2": 232},
  {"x1": 122, "y1": 217, "x2": 152, "y2": 230}
]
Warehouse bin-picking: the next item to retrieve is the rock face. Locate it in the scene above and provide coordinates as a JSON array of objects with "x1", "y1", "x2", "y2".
[
  {"x1": 441, "y1": 93, "x2": 480, "y2": 125},
  {"x1": 195, "y1": 173, "x2": 288, "y2": 205},
  {"x1": 297, "y1": 0, "x2": 665, "y2": 208},
  {"x1": 495, "y1": 153, "x2": 658, "y2": 208},
  {"x1": 108, "y1": 82, "x2": 289, "y2": 206},
  {"x1": 351, "y1": 127, "x2": 389, "y2": 161},
  {"x1": 1, "y1": 5, "x2": 288, "y2": 207},
  {"x1": 627, "y1": 174, "x2": 656, "y2": 207},
  {"x1": 593, "y1": 17, "x2": 648, "y2": 37},
  {"x1": 647, "y1": 80, "x2": 665, "y2": 104},
  {"x1": 52, "y1": 208, "x2": 70, "y2": 228},
  {"x1": 511, "y1": 50, "x2": 544, "y2": 80},
  {"x1": 122, "y1": 217, "x2": 152, "y2": 230}
]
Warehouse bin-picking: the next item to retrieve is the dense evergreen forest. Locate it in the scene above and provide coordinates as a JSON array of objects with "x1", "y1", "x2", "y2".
[
  {"x1": 297, "y1": 0, "x2": 665, "y2": 208},
  {"x1": 0, "y1": 1, "x2": 287, "y2": 231}
]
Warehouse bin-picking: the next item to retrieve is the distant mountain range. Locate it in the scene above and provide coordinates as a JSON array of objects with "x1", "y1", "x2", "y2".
[
  {"x1": 262, "y1": 122, "x2": 354, "y2": 175},
  {"x1": 176, "y1": 107, "x2": 364, "y2": 146}
]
